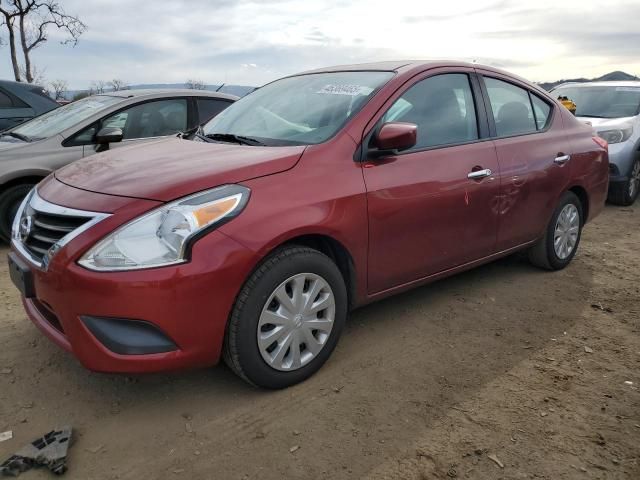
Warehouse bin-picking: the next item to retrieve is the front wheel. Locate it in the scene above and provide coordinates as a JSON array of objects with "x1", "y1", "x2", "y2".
[
  {"x1": 528, "y1": 191, "x2": 583, "y2": 270},
  {"x1": 223, "y1": 246, "x2": 347, "y2": 389},
  {"x1": 608, "y1": 158, "x2": 640, "y2": 206},
  {"x1": 0, "y1": 184, "x2": 35, "y2": 243}
]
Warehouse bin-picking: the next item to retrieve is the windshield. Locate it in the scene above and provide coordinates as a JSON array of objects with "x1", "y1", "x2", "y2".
[
  {"x1": 202, "y1": 71, "x2": 394, "y2": 145},
  {"x1": 553, "y1": 85, "x2": 640, "y2": 118},
  {"x1": 12, "y1": 95, "x2": 122, "y2": 140}
]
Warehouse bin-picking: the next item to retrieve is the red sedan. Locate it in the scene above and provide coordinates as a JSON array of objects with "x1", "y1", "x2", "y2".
[{"x1": 8, "y1": 61, "x2": 609, "y2": 388}]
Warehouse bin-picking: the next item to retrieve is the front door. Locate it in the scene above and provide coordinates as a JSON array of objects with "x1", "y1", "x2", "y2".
[{"x1": 363, "y1": 71, "x2": 501, "y2": 294}]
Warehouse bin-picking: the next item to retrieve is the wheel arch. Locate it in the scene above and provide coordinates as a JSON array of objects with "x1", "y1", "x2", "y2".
[
  {"x1": 274, "y1": 233, "x2": 357, "y2": 310},
  {"x1": 567, "y1": 185, "x2": 590, "y2": 223},
  {"x1": 0, "y1": 171, "x2": 48, "y2": 194}
]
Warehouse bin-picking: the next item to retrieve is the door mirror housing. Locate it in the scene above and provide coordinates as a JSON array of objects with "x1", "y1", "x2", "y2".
[
  {"x1": 372, "y1": 122, "x2": 417, "y2": 155},
  {"x1": 96, "y1": 127, "x2": 123, "y2": 145}
]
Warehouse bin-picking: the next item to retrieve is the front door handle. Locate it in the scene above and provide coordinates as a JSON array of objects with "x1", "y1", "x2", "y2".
[
  {"x1": 554, "y1": 154, "x2": 571, "y2": 165},
  {"x1": 467, "y1": 168, "x2": 492, "y2": 180}
]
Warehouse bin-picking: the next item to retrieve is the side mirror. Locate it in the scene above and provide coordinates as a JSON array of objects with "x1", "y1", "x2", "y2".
[
  {"x1": 96, "y1": 127, "x2": 123, "y2": 145},
  {"x1": 373, "y1": 122, "x2": 417, "y2": 155}
]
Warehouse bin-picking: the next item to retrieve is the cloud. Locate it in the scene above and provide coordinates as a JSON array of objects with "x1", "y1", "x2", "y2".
[{"x1": 0, "y1": 0, "x2": 637, "y2": 89}]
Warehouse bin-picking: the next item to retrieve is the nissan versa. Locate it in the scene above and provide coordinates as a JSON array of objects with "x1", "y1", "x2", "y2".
[{"x1": 8, "y1": 61, "x2": 609, "y2": 389}]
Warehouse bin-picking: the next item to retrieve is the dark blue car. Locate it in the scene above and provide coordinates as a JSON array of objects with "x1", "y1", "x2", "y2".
[{"x1": 0, "y1": 80, "x2": 59, "y2": 131}]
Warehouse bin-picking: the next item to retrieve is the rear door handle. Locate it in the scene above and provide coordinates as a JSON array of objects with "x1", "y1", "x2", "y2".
[
  {"x1": 554, "y1": 154, "x2": 571, "y2": 165},
  {"x1": 467, "y1": 168, "x2": 492, "y2": 180}
]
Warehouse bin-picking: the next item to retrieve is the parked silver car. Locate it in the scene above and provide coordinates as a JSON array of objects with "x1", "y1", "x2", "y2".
[
  {"x1": 0, "y1": 89, "x2": 237, "y2": 240},
  {"x1": 551, "y1": 81, "x2": 640, "y2": 205}
]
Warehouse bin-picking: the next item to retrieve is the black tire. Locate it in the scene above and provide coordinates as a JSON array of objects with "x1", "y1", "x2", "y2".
[
  {"x1": 607, "y1": 158, "x2": 640, "y2": 206},
  {"x1": 0, "y1": 184, "x2": 34, "y2": 243},
  {"x1": 528, "y1": 191, "x2": 583, "y2": 271},
  {"x1": 223, "y1": 246, "x2": 347, "y2": 389}
]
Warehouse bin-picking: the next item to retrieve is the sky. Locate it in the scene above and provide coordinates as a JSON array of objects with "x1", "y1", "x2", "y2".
[{"x1": 1, "y1": 0, "x2": 639, "y2": 89}]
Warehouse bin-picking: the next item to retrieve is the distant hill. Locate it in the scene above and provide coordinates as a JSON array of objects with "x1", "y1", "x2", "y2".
[
  {"x1": 539, "y1": 71, "x2": 639, "y2": 91},
  {"x1": 61, "y1": 83, "x2": 256, "y2": 101}
]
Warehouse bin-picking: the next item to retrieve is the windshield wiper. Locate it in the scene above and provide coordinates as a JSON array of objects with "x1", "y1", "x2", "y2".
[
  {"x1": 205, "y1": 133, "x2": 266, "y2": 146},
  {"x1": 2, "y1": 131, "x2": 31, "y2": 142},
  {"x1": 578, "y1": 114, "x2": 610, "y2": 119}
]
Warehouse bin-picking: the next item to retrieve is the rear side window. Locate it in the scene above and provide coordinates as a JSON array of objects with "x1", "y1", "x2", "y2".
[
  {"x1": 197, "y1": 99, "x2": 230, "y2": 124},
  {"x1": 382, "y1": 73, "x2": 479, "y2": 150},
  {"x1": 531, "y1": 95, "x2": 552, "y2": 130},
  {"x1": 485, "y1": 78, "x2": 537, "y2": 137},
  {"x1": 0, "y1": 90, "x2": 14, "y2": 109}
]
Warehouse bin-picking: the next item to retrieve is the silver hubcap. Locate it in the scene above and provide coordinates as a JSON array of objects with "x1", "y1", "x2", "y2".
[
  {"x1": 257, "y1": 273, "x2": 335, "y2": 371},
  {"x1": 554, "y1": 204, "x2": 580, "y2": 260},
  {"x1": 629, "y1": 161, "x2": 640, "y2": 198}
]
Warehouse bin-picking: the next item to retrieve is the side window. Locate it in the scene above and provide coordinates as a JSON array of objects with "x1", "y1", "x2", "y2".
[
  {"x1": 531, "y1": 95, "x2": 552, "y2": 130},
  {"x1": 197, "y1": 99, "x2": 230, "y2": 124},
  {"x1": 484, "y1": 78, "x2": 537, "y2": 137},
  {"x1": 0, "y1": 90, "x2": 14, "y2": 109},
  {"x1": 102, "y1": 99, "x2": 188, "y2": 140},
  {"x1": 381, "y1": 73, "x2": 479, "y2": 150}
]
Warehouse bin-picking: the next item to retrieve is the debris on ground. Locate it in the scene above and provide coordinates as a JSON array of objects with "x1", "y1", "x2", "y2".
[
  {"x1": 584, "y1": 346, "x2": 594, "y2": 353},
  {"x1": 289, "y1": 445, "x2": 300, "y2": 453},
  {"x1": 0, "y1": 431, "x2": 12, "y2": 443},
  {"x1": 0, "y1": 427, "x2": 72, "y2": 477},
  {"x1": 0, "y1": 368, "x2": 12, "y2": 375},
  {"x1": 487, "y1": 453, "x2": 504, "y2": 468},
  {"x1": 590, "y1": 303, "x2": 613, "y2": 313}
]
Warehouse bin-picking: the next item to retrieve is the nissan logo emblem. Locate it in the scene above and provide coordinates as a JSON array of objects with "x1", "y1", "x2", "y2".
[{"x1": 19, "y1": 215, "x2": 33, "y2": 242}]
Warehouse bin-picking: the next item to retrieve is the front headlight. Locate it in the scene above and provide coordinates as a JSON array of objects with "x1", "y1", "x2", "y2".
[
  {"x1": 79, "y1": 185, "x2": 249, "y2": 271},
  {"x1": 597, "y1": 125, "x2": 633, "y2": 144}
]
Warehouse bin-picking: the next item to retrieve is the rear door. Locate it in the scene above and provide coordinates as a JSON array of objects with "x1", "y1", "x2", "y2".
[
  {"x1": 477, "y1": 71, "x2": 571, "y2": 250},
  {"x1": 362, "y1": 68, "x2": 501, "y2": 293}
]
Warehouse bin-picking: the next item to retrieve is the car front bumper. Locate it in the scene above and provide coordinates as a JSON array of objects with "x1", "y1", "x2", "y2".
[
  {"x1": 10, "y1": 230, "x2": 257, "y2": 374},
  {"x1": 608, "y1": 140, "x2": 639, "y2": 183}
]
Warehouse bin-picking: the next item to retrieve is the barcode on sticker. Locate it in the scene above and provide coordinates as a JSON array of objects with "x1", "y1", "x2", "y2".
[{"x1": 317, "y1": 84, "x2": 367, "y2": 96}]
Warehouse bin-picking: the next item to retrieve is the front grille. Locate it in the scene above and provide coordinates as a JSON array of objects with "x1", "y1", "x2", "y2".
[
  {"x1": 23, "y1": 209, "x2": 91, "y2": 261},
  {"x1": 13, "y1": 190, "x2": 109, "y2": 268}
]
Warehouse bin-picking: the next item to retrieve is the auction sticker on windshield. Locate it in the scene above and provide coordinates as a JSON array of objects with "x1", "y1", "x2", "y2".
[{"x1": 317, "y1": 84, "x2": 370, "y2": 96}]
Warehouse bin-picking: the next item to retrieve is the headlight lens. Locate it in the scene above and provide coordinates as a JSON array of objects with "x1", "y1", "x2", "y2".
[
  {"x1": 79, "y1": 185, "x2": 249, "y2": 271},
  {"x1": 597, "y1": 125, "x2": 633, "y2": 144}
]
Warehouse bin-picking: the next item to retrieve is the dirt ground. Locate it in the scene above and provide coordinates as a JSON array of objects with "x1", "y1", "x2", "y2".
[{"x1": 0, "y1": 204, "x2": 638, "y2": 480}]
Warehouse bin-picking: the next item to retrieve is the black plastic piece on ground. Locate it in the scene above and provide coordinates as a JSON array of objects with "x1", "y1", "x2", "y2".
[
  {"x1": 80, "y1": 315, "x2": 178, "y2": 355},
  {"x1": 0, "y1": 426, "x2": 72, "y2": 477}
]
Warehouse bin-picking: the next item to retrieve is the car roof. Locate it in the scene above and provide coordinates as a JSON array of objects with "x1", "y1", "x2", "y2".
[
  {"x1": 298, "y1": 60, "x2": 483, "y2": 74},
  {"x1": 100, "y1": 89, "x2": 238, "y2": 101},
  {"x1": 554, "y1": 81, "x2": 640, "y2": 89}
]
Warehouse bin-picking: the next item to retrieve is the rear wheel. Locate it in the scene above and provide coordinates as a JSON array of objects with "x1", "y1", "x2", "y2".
[
  {"x1": 223, "y1": 246, "x2": 347, "y2": 389},
  {"x1": 529, "y1": 191, "x2": 583, "y2": 270},
  {"x1": 0, "y1": 184, "x2": 34, "y2": 243},
  {"x1": 608, "y1": 158, "x2": 640, "y2": 206}
]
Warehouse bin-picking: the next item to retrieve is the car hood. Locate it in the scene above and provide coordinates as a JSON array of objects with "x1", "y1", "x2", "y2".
[
  {"x1": 0, "y1": 138, "x2": 32, "y2": 150},
  {"x1": 576, "y1": 116, "x2": 635, "y2": 129},
  {"x1": 55, "y1": 137, "x2": 306, "y2": 202}
]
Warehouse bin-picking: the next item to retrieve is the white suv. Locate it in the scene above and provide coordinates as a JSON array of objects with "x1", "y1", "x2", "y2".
[{"x1": 552, "y1": 81, "x2": 640, "y2": 205}]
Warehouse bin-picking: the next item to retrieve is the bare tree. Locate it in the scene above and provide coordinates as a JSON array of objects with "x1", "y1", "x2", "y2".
[
  {"x1": 0, "y1": 1, "x2": 86, "y2": 83},
  {"x1": 49, "y1": 78, "x2": 66, "y2": 100},
  {"x1": 90, "y1": 80, "x2": 106, "y2": 94},
  {"x1": 108, "y1": 79, "x2": 127, "y2": 91},
  {"x1": 186, "y1": 79, "x2": 206, "y2": 90}
]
